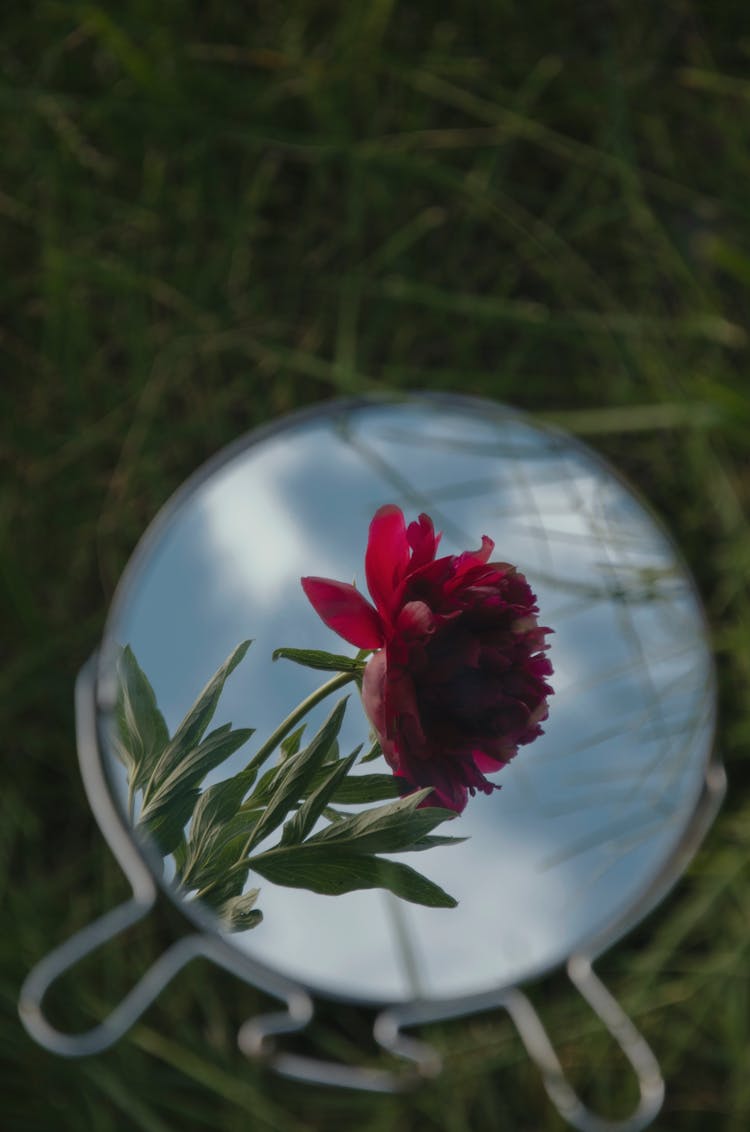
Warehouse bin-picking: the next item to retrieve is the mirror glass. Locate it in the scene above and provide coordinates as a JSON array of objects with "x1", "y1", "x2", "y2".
[{"x1": 95, "y1": 396, "x2": 715, "y2": 1003}]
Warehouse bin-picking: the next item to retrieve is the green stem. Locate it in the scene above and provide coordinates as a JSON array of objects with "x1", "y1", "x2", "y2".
[{"x1": 242, "y1": 669, "x2": 357, "y2": 775}]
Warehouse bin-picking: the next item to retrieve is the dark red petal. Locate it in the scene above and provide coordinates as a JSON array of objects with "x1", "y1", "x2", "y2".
[
  {"x1": 301, "y1": 576, "x2": 385, "y2": 649},
  {"x1": 384, "y1": 666, "x2": 427, "y2": 759},
  {"x1": 489, "y1": 561, "x2": 516, "y2": 575},
  {"x1": 419, "y1": 780, "x2": 469, "y2": 813},
  {"x1": 395, "y1": 769, "x2": 469, "y2": 813},
  {"x1": 365, "y1": 504, "x2": 410, "y2": 621}
]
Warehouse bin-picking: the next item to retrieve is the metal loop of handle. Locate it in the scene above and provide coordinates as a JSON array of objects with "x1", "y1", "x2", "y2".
[
  {"x1": 255, "y1": 954, "x2": 664, "y2": 1115},
  {"x1": 375, "y1": 957, "x2": 663, "y2": 1132},
  {"x1": 239, "y1": 1007, "x2": 442, "y2": 1094},
  {"x1": 18, "y1": 901, "x2": 318, "y2": 1064},
  {"x1": 504, "y1": 956, "x2": 664, "y2": 1132},
  {"x1": 19, "y1": 895, "x2": 191, "y2": 1057},
  {"x1": 18, "y1": 657, "x2": 316, "y2": 1063},
  {"x1": 240, "y1": 1037, "x2": 436, "y2": 1094},
  {"x1": 19, "y1": 657, "x2": 164, "y2": 1056}
]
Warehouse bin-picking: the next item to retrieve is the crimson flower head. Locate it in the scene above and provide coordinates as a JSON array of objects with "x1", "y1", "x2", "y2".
[{"x1": 301, "y1": 505, "x2": 553, "y2": 813}]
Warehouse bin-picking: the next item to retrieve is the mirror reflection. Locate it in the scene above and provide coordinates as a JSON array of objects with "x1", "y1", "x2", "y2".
[{"x1": 97, "y1": 396, "x2": 715, "y2": 1002}]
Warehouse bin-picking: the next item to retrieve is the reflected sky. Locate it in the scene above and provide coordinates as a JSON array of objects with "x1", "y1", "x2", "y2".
[{"x1": 98, "y1": 398, "x2": 715, "y2": 1003}]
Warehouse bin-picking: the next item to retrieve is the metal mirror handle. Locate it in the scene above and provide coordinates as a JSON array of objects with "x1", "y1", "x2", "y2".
[
  {"x1": 375, "y1": 958, "x2": 664, "y2": 1132},
  {"x1": 18, "y1": 657, "x2": 666, "y2": 1129},
  {"x1": 17, "y1": 660, "x2": 315, "y2": 1063}
]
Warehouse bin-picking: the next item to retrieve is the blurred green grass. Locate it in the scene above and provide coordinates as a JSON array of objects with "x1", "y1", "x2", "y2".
[{"x1": 2, "y1": 3, "x2": 749, "y2": 1129}]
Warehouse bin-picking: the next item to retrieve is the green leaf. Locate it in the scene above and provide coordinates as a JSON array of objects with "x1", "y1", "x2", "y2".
[
  {"x1": 241, "y1": 763, "x2": 281, "y2": 808},
  {"x1": 172, "y1": 834, "x2": 189, "y2": 877},
  {"x1": 146, "y1": 726, "x2": 254, "y2": 812},
  {"x1": 329, "y1": 773, "x2": 403, "y2": 804},
  {"x1": 244, "y1": 733, "x2": 341, "y2": 809},
  {"x1": 136, "y1": 786, "x2": 200, "y2": 857},
  {"x1": 187, "y1": 766, "x2": 257, "y2": 849},
  {"x1": 402, "y1": 833, "x2": 468, "y2": 852},
  {"x1": 113, "y1": 645, "x2": 169, "y2": 789},
  {"x1": 359, "y1": 740, "x2": 383, "y2": 764},
  {"x1": 195, "y1": 860, "x2": 251, "y2": 910},
  {"x1": 182, "y1": 808, "x2": 263, "y2": 891},
  {"x1": 218, "y1": 889, "x2": 263, "y2": 932},
  {"x1": 244, "y1": 698, "x2": 348, "y2": 852},
  {"x1": 279, "y1": 724, "x2": 306, "y2": 763},
  {"x1": 137, "y1": 725, "x2": 254, "y2": 857},
  {"x1": 145, "y1": 640, "x2": 251, "y2": 801},
  {"x1": 321, "y1": 806, "x2": 347, "y2": 823},
  {"x1": 249, "y1": 844, "x2": 457, "y2": 908},
  {"x1": 280, "y1": 748, "x2": 361, "y2": 846},
  {"x1": 306, "y1": 790, "x2": 458, "y2": 856},
  {"x1": 242, "y1": 737, "x2": 337, "y2": 810},
  {"x1": 272, "y1": 647, "x2": 365, "y2": 674}
]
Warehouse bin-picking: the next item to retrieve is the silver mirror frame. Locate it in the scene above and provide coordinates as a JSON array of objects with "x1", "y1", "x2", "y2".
[{"x1": 20, "y1": 394, "x2": 727, "y2": 1132}]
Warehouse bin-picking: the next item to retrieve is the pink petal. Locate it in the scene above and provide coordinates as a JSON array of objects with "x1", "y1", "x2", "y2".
[
  {"x1": 301, "y1": 576, "x2": 385, "y2": 649},
  {"x1": 395, "y1": 600, "x2": 435, "y2": 641},
  {"x1": 475, "y1": 535, "x2": 495, "y2": 563},
  {"x1": 406, "y1": 513, "x2": 441, "y2": 572},
  {"x1": 452, "y1": 535, "x2": 495, "y2": 578},
  {"x1": 447, "y1": 534, "x2": 495, "y2": 579},
  {"x1": 361, "y1": 651, "x2": 397, "y2": 765},
  {"x1": 473, "y1": 748, "x2": 515, "y2": 773},
  {"x1": 365, "y1": 504, "x2": 411, "y2": 622}
]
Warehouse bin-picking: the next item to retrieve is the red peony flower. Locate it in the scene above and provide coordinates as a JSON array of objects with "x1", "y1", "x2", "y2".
[{"x1": 301, "y1": 505, "x2": 553, "y2": 813}]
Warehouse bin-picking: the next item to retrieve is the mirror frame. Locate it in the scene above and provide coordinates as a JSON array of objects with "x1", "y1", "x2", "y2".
[{"x1": 20, "y1": 393, "x2": 727, "y2": 1131}]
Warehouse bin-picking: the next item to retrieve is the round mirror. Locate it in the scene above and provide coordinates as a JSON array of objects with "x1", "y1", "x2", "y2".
[{"x1": 95, "y1": 394, "x2": 716, "y2": 1005}]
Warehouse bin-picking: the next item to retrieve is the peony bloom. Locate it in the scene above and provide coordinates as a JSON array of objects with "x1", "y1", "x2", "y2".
[{"x1": 301, "y1": 505, "x2": 553, "y2": 813}]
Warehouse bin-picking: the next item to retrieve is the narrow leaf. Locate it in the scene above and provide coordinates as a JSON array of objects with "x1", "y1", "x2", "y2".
[
  {"x1": 145, "y1": 726, "x2": 254, "y2": 814},
  {"x1": 272, "y1": 647, "x2": 365, "y2": 674},
  {"x1": 218, "y1": 889, "x2": 263, "y2": 932},
  {"x1": 188, "y1": 766, "x2": 257, "y2": 848},
  {"x1": 137, "y1": 725, "x2": 254, "y2": 860},
  {"x1": 145, "y1": 640, "x2": 251, "y2": 800},
  {"x1": 404, "y1": 834, "x2": 469, "y2": 851},
  {"x1": 280, "y1": 749, "x2": 361, "y2": 846},
  {"x1": 241, "y1": 763, "x2": 281, "y2": 808},
  {"x1": 359, "y1": 740, "x2": 383, "y2": 764},
  {"x1": 244, "y1": 698, "x2": 348, "y2": 851},
  {"x1": 113, "y1": 645, "x2": 169, "y2": 789},
  {"x1": 249, "y1": 845, "x2": 457, "y2": 908},
  {"x1": 173, "y1": 835, "x2": 189, "y2": 876},
  {"x1": 195, "y1": 861, "x2": 251, "y2": 909},
  {"x1": 182, "y1": 808, "x2": 263, "y2": 890},
  {"x1": 279, "y1": 725, "x2": 306, "y2": 763},
  {"x1": 306, "y1": 791, "x2": 457, "y2": 855},
  {"x1": 322, "y1": 807, "x2": 347, "y2": 823},
  {"x1": 244, "y1": 735, "x2": 339, "y2": 809},
  {"x1": 137, "y1": 787, "x2": 200, "y2": 857},
  {"x1": 329, "y1": 773, "x2": 403, "y2": 804}
]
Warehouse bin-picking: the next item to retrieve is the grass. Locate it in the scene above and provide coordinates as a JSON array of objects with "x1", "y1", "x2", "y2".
[{"x1": 2, "y1": 2, "x2": 749, "y2": 1129}]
